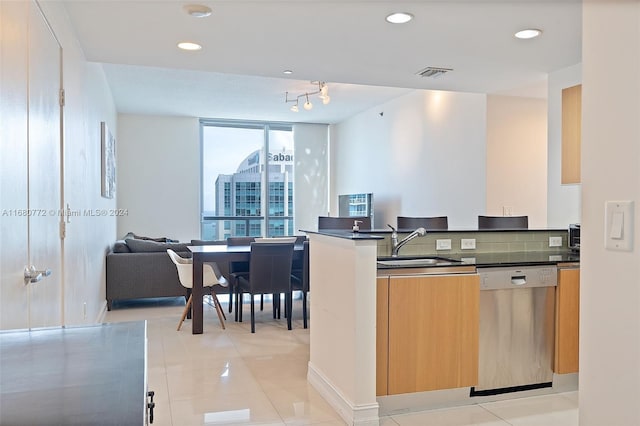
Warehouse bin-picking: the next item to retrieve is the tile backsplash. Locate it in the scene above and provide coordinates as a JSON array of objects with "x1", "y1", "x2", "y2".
[{"x1": 376, "y1": 230, "x2": 568, "y2": 257}]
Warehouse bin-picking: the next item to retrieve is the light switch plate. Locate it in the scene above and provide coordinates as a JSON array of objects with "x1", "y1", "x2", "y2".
[
  {"x1": 461, "y1": 238, "x2": 476, "y2": 250},
  {"x1": 436, "y1": 239, "x2": 452, "y2": 250},
  {"x1": 605, "y1": 200, "x2": 634, "y2": 251}
]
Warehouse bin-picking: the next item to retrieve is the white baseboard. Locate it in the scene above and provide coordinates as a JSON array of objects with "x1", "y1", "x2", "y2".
[
  {"x1": 96, "y1": 301, "x2": 108, "y2": 323},
  {"x1": 553, "y1": 372, "x2": 579, "y2": 393},
  {"x1": 307, "y1": 361, "x2": 380, "y2": 426}
]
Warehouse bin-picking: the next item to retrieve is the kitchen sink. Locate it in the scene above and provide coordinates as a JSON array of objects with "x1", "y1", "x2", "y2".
[{"x1": 376, "y1": 256, "x2": 461, "y2": 267}]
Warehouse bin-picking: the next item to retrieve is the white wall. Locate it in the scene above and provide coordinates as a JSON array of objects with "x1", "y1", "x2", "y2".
[
  {"x1": 332, "y1": 90, "x2": 487, "y2": 229},
  {"x1": 293, "y1": 123, "x2": 329, "y2": 232},
  {"x1": 547, "y1": 64, "x2": 582, "y2": 228},
  {"x1": 117, "y1": 115, "x2": 200, "y2": 243},
  {"x1": 486, "y1": 95, "x2": 548, "y2": 228},
  {"x1": 580, "y1": 2, "x2": 640, "y2": 425},
  {"x1": 47, "y1": 2, "x2": 118, "y2": 325}
]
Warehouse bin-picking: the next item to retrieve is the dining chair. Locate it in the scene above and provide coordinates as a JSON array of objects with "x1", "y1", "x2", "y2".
[
  {"x1": 478, "y1": 215, "x2": 529, "y2": 229},
  {"x1": 318, "y1": 216, "x2": 371, "y2": 230},
  {"x1": 235, "y1": 241, "x2": 295, "y2": 333},
  {"x1": 233, "y1": 237, "x2": 298, "y2": 321},
  {"x1": 254, "y1": 237, "x2": 297, "y2": 243},
  {"x1": 189, "y1": 239, "x2": 230, "y2": 284},
  {"x1": 397, "y1": 216, "x2": 449, "y2": 231},
  {"x1": 291, "y1": 240, "x2": 310, "y2": 329},
  {"x1": 166, "y1": 249, "x2": 228, "y2": 331},
  {"x1": 227, "y1": 237, "x2": 256, "y2": 316}
]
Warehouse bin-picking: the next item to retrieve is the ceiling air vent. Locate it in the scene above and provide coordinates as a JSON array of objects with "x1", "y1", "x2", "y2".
[{"x1": 416, "y1": 66, "x2": 453, "y2": 78}]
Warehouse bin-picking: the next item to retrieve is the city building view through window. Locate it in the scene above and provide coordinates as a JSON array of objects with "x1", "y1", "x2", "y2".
[{"x1": 201, "y1": 121, "x2": 294, "y2": 240}]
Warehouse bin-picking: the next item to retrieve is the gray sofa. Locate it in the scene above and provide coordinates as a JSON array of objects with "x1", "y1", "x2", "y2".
[{"x1": 106, "y1": 237, "x2": 191, "y2": 310}]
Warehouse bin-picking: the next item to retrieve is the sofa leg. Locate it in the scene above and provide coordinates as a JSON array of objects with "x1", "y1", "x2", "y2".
[{"x1": 107, "y1": 300, "x2": 112, "y2": 311}]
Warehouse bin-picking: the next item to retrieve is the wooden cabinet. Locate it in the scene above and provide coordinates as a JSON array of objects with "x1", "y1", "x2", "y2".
[
  {"x1": 554, "y1": 267, "x2": 580, "y2": 373},
  {"x1": 562, "y1": 84, "x2": 582, "y2": 184},
  {"x1": 376, "y1": 277, "x2": 390, "y2": 396},
  {"x1": 377, "y1": 274, "x2": 479, "y2": 395}
]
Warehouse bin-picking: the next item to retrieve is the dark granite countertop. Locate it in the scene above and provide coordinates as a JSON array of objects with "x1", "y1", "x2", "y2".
[
  {"x1": 364, "y1": 228, "x2": 569, "y2": 234},
  {"x1": 377, "y1": 251, "x2": 579, "y2": 270},
  {"x1": 303, "y1": 230, "x2": 385, "y2": 240},
  {"x1": 451, "y1": 250, "x2": 579, "y2": 267}
]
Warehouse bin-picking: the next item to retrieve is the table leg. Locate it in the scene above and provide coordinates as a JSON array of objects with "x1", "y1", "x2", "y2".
[{"x1": 192, "y1": 256, "x2": 204, "y2": 334}]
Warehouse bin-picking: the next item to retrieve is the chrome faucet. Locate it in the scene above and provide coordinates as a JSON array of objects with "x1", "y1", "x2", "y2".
[
  {"x1": 388, "y1": 224, "x2": 427, "y2": 257},
  {"x1": 388, "y1": 224, "x2": 398, "y2": 251}
]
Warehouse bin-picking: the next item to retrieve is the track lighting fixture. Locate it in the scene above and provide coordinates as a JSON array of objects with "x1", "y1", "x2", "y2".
[
  {"x1": 303, "y1": 94, "x2": 313, "y2": 110},
  {"x1": 285, "y1": 81, "x2": 331, "y2": 112}
]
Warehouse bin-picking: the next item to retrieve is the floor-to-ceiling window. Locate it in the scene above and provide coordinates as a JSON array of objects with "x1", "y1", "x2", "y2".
[{"x1": 200, "y1": 120, "x2": 294, "y2": 239}]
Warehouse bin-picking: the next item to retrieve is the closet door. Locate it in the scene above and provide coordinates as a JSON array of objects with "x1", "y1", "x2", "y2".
[
  {"x1": 0, "y1": 1, "x2": 62, "y2": 329},
  {"x1": 0, "y1": 0, "x2": 30, "y2": 329},
  {"x1": 27, "y1": 1, "x2": 63, "y2": 328}
]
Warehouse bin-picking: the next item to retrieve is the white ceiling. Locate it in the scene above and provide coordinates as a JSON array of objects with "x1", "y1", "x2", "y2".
[{"x1": 61, "y1": 0, "x2": 582, "y2": 124}]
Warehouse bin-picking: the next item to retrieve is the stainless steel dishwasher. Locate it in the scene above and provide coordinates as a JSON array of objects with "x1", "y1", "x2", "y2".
[{"x1": 471, "y1": 265, "x2": 557, "y2": 397}]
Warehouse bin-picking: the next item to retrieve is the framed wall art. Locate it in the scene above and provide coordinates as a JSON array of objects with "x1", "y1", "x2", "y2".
[{"x1": 101, "y1": 121, "x2": 116, "y2": 199}]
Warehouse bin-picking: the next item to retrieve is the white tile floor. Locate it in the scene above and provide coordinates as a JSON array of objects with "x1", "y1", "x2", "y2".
[{"x1": 105, "y1": 296, "x2": 578, "y2": 426}]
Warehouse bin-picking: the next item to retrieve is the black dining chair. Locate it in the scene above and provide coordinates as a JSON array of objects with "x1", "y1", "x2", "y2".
[
  {"x1": 397, "y1": 216, "x2": 448, "y2": 231},
  {"x1": 478, "y1": 215, "x2": 529, "y2": 229},
  {"x1": 291, "y1": 240, "x2": 310, "y2": 329},
  {"x1": 227, "y1": 237, "x2": 256, "y2": 317},
  {"x1": 318, "y1": 216, "x2": 371, "y2": 230},
  {"x1": 235, "y1": 241, "x2": 295, "y2": 333}
]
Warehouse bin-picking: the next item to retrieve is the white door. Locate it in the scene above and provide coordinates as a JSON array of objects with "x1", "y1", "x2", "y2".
[
  {"x1": 0, "y1": 0, "x2": 31, "y2": 329},
  {"x1": 27, "y1": 1, "x2": 63, "y2": 328},
  {"x1": 0, "y1": 1, "x2": 63, "y2": 329}
]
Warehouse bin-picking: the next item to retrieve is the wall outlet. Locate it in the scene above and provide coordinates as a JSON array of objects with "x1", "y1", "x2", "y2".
[
  {"x1": 549, "y1": 236, "x2": 562, "y2": 247},
  {"x1": 83, "y1": 302, "x2": 87, "y2": 320},
  {"x1": 461, "y1": 238, "x2": 476, "y2": 250},
  {"x1": 503, "y1": 206, "x2": 514, "y2": 216},
  {"x1": 436, "y1": 239, "x2": 452, "y2": 250}
]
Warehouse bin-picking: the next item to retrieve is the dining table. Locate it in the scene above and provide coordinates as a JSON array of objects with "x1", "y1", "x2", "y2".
[{"x1": 187, "y1": 243, "x2": 304, "y2": 334}]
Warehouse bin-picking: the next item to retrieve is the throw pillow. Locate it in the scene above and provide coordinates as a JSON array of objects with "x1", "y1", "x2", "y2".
[
  {"x1": 112, "y1": 240, "x2": 131, "y2": 253},
  {"x1": 122, "y1": 232, "x2": 178, "y2": 243},
  {"x1": 125, "y1": 239, "x2": 190, "y2": 253}
]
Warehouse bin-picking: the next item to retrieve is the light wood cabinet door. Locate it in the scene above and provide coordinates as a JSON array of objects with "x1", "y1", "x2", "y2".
[
  {"x1": 562, "y1": 84, "x2": 582, "y2": 184},
  {"x1": 387, "y1": 274, "x2": 479, "y2": 395},
  {"x1": 555, "y1": 268, "x2": 580, "y2": 374},
  {"x1": 376, "y1": 277, "x2": 389, "y2": 396}
]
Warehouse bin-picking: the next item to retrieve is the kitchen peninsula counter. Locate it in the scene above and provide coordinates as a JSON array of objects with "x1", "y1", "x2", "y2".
[{"x1": 305, "y1": 230, "x2": 579, "y2": 424}]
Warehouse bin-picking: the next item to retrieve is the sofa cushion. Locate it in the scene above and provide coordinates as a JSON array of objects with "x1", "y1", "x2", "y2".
[
  {"x1": 112, "y1": 240, "x2": 131, "y2": 253},
  {"x1": 125, "y1": 238, "x2": 189, "y2": 253}
]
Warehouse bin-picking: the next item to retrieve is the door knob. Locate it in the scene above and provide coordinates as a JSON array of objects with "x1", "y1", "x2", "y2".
[{"x1": 24, "y1": 266, "x2": 52, "y2": 284}]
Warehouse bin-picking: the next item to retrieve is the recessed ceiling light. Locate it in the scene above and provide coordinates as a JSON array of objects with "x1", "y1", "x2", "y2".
[
  {"x1": 515, "y1": 28, "x2": 542, "y2": 39},
  {"x1": 386, "y1": 12, "x2": 413, "y2": 24},
  {"x1": 283, "y1": 70, "x2": 293, "y2": 75},
  {"x1": 177, "y1": 42, "x2": 202, "y2": 51},
  {"x1": 183, "y1": 4, "x2": 212, "y2": 18}
]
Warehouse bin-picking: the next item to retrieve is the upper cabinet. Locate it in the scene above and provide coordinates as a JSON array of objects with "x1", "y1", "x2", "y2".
[{"x1": 562, "y1": 84, "x2": 582, "y2": 184}]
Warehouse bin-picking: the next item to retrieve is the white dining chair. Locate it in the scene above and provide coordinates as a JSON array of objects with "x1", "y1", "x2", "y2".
[{"x1": 167, "y1": 249, "x2": 228, "y2": 330}]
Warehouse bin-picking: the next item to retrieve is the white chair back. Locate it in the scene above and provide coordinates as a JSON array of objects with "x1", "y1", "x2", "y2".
[{"x1": 167, "y1": 249, "x2": 228, "y2": 289}]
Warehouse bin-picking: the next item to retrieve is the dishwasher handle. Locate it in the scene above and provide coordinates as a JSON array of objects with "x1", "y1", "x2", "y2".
[{"x1": 511, "y1": 275, "x2": 527, "y2": 286}]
